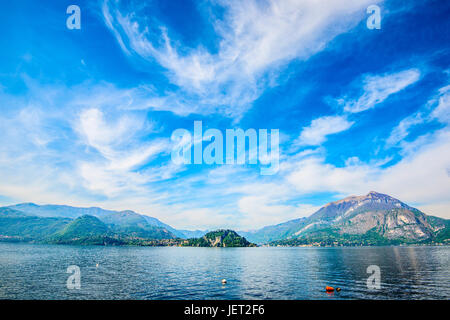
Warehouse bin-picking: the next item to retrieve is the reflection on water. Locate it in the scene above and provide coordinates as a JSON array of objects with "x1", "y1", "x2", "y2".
[{"x1": 0, "y1": 243, "x2": 448, "y2": 300}]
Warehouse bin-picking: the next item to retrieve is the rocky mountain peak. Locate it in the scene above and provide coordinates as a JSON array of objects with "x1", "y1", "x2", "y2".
[
  {"x1": 309, "y1": 191, "x2": 411, "y2": 224},
  {"x1": 366, "y1": 191, "x2": 394, "y2": 199},
  {"x1": 328, "y1": 191, "x2": 407, "y2": 207}
]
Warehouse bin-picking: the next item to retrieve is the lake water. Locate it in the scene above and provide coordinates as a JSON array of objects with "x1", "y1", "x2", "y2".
[{"x1": 0, "y1": 243, "x2": 448, "y2": 299}]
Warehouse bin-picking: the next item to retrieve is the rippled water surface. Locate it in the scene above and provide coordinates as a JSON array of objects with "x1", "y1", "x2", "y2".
[{"x1": 0, "y1": 243, "x2": 448, "y2": 299}]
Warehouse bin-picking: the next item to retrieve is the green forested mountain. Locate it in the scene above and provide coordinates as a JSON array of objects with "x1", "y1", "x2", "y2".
[
  {"x1": 47, "y1": 215, "x2": 126, "y2": 245},
  {"x1": 4, "y1": 203, "x2": 192, "y2": 238},
  {"x1": 0, "y1": 208, "x2": 177, "y2": 244},
  {"x1": 0, "y1": 208, "x2": 71, "y2": 240},
  {"x1": 52, "y1": 215, "x2": 109, "y2": 238}
]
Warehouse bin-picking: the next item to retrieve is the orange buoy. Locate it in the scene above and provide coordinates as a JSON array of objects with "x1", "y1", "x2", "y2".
[
  {"x1": 325, "y1": 286, "x2": 334, "y2": 292},
  {"x1": 336, "y1": 287, "x2": 341, "y2": 292}
]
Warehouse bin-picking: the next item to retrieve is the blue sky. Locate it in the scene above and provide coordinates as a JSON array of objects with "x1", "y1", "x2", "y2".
[{"x1": 0, "y1": 0, "x2": 449, "y2": 230}]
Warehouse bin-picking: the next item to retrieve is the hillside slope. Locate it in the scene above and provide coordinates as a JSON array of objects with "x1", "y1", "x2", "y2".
[{"x1": 0, "y1": 208, "x2": 71, "y2": 240}]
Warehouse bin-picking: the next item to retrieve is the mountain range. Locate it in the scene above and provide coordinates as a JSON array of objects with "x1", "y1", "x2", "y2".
[
  {"x1": 0, "y1": 192, "x2": 448, "y2": 246},
  {"x1": 3, "y1": 203, "x2": 204, "y2": 239}
]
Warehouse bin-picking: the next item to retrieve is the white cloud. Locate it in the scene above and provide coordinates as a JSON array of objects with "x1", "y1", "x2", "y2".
[
  {"x1": 102, "y1": 0, "x2": 380, "y2": 118},
  {"x1": 387, "y1": 83, "x2": 450, "y2": 147},
  {"x1": 160, "y1": 206, "x2": 234, "y2": 231},
  {"x1": 430, "y1": 85, "x2": 450, "y2": 124},
  {"x1": 377, "y1": 129, "x2": 450, "y2": 208},
  {"x1": 77, "y1": 108, "x2": 140, "y2": 155},
  {"x1": 0, "y1": 79, "x2": 178, "y2": 203},
  {"x1": 418, "y1": 201, "x2": 450, "y2": 220},
  {"x1": 238, "y1": 195, "x2": 319, "y2": 229},
  {"x1": 286, "y1": 156, "x2": 374, "y2": 195},
  {"x1": 76, "y1": 108, "x2": 167, "y2": 170},
  {"x1": 339, "y1": 69, "x2": 421, "y2": 113},
  {"x1": 386, "y1": 112, "x2": 424, "y2": 146},
  {"x1": 285, "y1": 128, "x2": 450, "y2": 219},
  {"x1": 295, "y1": 115, "x2": 354, "y2": 146},
  {"x1": 73, "y1": 108, "x2": 177, "y2": 197}
]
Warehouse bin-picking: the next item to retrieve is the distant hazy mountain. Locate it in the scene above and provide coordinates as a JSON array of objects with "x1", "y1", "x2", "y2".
[
  {"x1": 4, "y1": 203, "x2": 191, "y2": 238},
  {"x1": 239, "y1": 218, "x2": 308, "y2": 244},
  {"x1": 0, "y1": 205, "x2": 178, "y2": 241},
  {"x1": 0, "y1": 209, "x2": 179, "y2": 244},
  {"x1": 241, "y1": 192, "x2": 449, "y2": 245},
  {"x1": 178, "y1": 229, "x2": 208, "y2": 238}
]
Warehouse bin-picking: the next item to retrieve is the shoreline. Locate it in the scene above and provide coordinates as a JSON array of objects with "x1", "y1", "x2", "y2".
[{"x1": 1, "y1": 238, "x2": 448, "y2": 248}]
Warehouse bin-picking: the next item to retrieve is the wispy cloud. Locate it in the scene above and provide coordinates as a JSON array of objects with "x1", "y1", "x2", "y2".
[
  {"x1": 102, "y1": 0, "x2": 379, "y2": 118},
  {"x1": 430, "y1": 85, "x2": 450, "y2": 124},
  {"x1": 294, "y1": 115, "x2": 354, "y2": 146},
  {"x1": 387, "y1": 83, "x2": 450, "y2": 147},
  {"x1": 0, "y1": 78, "x2": 177, "y2": 201},
  {"x1": 334, "y1": 69, "x2": 421, "y2": 113},
  {"x1": 386, "y1": 112, "x2": 424, "y2": 146},
  {"x1": 76, "y1": 108, "x2": 167, "y2": 171}
]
